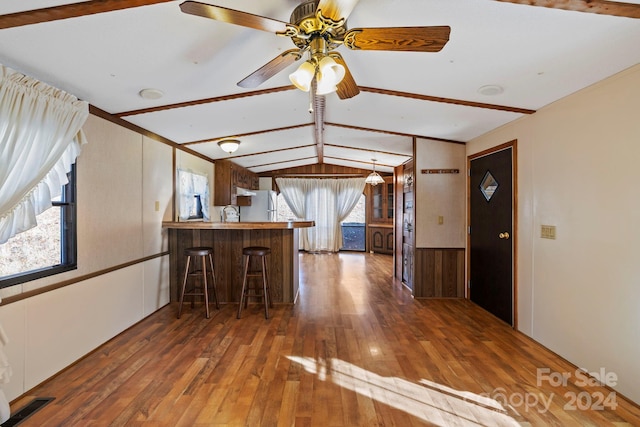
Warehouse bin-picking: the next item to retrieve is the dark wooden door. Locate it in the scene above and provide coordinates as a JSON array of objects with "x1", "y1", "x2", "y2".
[{"x1": 469, "y1": 147, "x2": 514, "y2": 325}]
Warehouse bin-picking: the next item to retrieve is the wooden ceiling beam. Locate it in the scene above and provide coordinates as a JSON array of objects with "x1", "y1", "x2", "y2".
[
  {"x1": 324, "y1": 143, "x2": 411, "y2": 159},
  {"x1": 323, "y1": 156, "x2": 395, "y2": 169},
  {"x1": 325, "y1": 122, "x2": 465, "y2": 145},
  {"x1": 117, "y1": 86, "x2": 296, "y2": 117},
  {"x1": 89, "y1": 104, "x2": 214, "y2": 164},
  {"x1": 360, "y1": 87, "x2": 535, "y2": 115},
  {"x1": 493, "y1": 0, "x2": 640, "y2": 19},
  {"x1": 182, "y1": 123, "x2": 311, "y2": 146},
  {"x1": 209, "y1": 143, "x2": 317, "y2": 160},
  {"x1": 248, "y1": 156, "x2": 317, "y2": 170},
  {"x1": 2, "y1": 0, "x2": 637, "y2": 31},
  {"x1": 0, "y1": 0, "x2": 173, "y2": 29}
]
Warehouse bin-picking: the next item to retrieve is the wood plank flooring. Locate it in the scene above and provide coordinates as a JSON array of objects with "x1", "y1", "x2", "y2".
[{"x1": 10, "y1": 252, "x2": 640, "y2": 426}]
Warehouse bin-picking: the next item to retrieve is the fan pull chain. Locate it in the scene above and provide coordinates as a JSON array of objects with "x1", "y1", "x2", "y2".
[{"x1": 308, "y1": 79, "x2": 315, "y2": 113}]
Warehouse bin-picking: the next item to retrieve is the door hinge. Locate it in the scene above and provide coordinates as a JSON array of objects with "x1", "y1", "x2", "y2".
[
  {"x1": 468, "y1": 226, "x2": 471, "y2": 234},
  {"x1": 468, "y1": 280, "x2": 472, "y2": 289}
]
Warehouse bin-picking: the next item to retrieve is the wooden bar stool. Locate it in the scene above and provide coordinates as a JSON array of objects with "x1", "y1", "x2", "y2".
[
  {"x1": 178, "y1": 247, "x2": 219, "y2": 319},
  {"x1": 237, "y1": 246, "x2": 273, "y2": 319}
]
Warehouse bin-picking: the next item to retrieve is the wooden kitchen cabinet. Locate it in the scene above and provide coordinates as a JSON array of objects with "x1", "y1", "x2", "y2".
[
  {"x1": 214, "y1": 159, "x2": 259, "y2": 206},
  {"x1": 370, "y1": 176, "x2": 394, "y2": 223},
  {"x1": 368, "y1": 176, "x2": 394, "y2": 253},
  {"x1": 369, "y1": 225, "x2": 394, "y2": 254}
]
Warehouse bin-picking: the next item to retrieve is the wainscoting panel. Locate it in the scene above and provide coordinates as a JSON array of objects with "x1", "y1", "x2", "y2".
[{"x1": 413, "y1": 248, "x2": 465, "y2": 298}]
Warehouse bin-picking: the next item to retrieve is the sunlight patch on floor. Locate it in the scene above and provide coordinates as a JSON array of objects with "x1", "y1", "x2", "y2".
[{"x1": 287, "y1": 356, "x2": 520, "y2": 426}]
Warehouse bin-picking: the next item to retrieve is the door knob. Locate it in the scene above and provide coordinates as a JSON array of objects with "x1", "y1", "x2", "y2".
[{"x1": 499, "y1": 232, "x2": 510, "y2": 239}]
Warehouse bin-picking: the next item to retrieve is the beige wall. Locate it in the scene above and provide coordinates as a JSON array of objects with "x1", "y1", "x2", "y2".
[
  {"x1": 414, "y1": 139, "x2": 466, "y2": 248},
  {"x1": 467, "y1": 64, "x2": 640, "y2": 403},
  {"x1": 143, "y1": 137, "x2": 174, "y2": 254},
  {"x1": 0, "y1": 114, "x2": 174, "y2": 401}
]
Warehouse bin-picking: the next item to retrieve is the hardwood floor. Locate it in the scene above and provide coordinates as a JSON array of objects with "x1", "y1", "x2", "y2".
[{"x1": 10, "y1": 252, "x2": 640, "y2": 426}]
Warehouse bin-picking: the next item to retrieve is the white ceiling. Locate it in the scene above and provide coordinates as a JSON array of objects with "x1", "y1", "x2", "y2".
[{"x1": 1, "y1": 0, "x2": 639, "y2": 174}]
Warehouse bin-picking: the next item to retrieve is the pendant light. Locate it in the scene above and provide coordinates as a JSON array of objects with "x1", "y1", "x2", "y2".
[{"x1": 365, "y1": 159, "x2": 385, "y2": 186}]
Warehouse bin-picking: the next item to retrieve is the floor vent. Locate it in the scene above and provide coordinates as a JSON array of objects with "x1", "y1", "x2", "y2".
[{"x1": 1, "y1": 397, "x2": 55, "y2": 426}]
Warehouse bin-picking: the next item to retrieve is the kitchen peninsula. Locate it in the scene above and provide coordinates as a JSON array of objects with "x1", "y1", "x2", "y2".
[{"x1": 163, "y1": 221, "x2": 314, "y2": 305}]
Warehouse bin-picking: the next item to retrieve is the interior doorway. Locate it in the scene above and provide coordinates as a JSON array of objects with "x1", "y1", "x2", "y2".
[{"x1": 468, "y1": 141, "x2": 517, "y2": 327}]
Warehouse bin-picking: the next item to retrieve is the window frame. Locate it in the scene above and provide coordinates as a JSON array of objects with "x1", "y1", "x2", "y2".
[{"x1": 0, "y1": 164, "x2": 78, "y2": 288}]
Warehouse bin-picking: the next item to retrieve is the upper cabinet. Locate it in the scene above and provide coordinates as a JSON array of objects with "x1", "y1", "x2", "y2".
[
  {"x1": 370, "y1": 176, "x2": 394, "y2": 224},
  {"x1": 214, "y1": 159, "x2": 259, "y2": 206},
  {"x1": 368, "y1": 176, "x2": 394, "y2": 255}
]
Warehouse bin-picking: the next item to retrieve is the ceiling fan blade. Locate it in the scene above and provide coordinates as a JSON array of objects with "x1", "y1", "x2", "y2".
[
  {"x1": 317, "y1": 0, "x2": 361, "y2": 23},
  {"x1": 237, "y1": 49, "x2": 303, "y2": 88},
  {"x1": 343, "y1": 26, "x2": 451, "y2": 52},
  {"x1": 180, "y1": 1, "x2": 296, "y2": 35},
  {"x1": 493, "y1": 0, "x2": 640, "y2": 19},
  {"x1": 329, "y1": 53, "x2": 359, "y2": 99}
]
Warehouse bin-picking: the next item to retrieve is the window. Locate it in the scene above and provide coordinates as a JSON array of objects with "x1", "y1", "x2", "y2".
[
  {"x1": 340, "y1": 194, "x2": 365, "y2": 251},
  {"x1": 0, "y1": 165, "x2": 77, "y2": 288},
  {"x1": 177, "y1": 170, "x2": 210, "y2": 221},
  {"x1": 276, "y1": 192, "x2": 296, "y2": 222}
]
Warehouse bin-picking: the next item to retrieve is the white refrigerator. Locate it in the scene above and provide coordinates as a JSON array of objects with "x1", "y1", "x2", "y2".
[{"x1": 240, "y1": 190, "x2": 277, "y2": 222}]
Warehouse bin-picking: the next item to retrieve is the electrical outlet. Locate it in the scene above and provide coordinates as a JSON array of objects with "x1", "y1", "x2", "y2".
[
  {"x1": 541, "y1": 225, "x2": 556, "y2": 239},
  {"x1": 438, "y1": 215, "x2": 444, "y2": 225},
  {"x1": 154, "y1": 201, "x2": 160, "y2": 212}
]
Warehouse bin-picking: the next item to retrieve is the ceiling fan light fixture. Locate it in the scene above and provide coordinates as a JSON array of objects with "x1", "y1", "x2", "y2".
[
  {"x1": 318, "y1": 56, "x2": 345, "y2": 84},
  {"x1": 289, "y1": 60, "x2": 316, "y2": 92},
  {"x1": 316, "y1": 56, "x2": 345, "y2": 95},
  {"x1": 218, "y1": 139, "x2": 240, "y2": 154},
  {"x1": 316, "y1": 77, "x2": 338, "y2": 95}
]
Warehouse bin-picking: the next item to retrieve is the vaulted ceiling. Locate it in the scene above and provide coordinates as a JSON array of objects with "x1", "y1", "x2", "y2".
[{"x1": 1, "y1": 0, "x2": 639, "y2": 175}]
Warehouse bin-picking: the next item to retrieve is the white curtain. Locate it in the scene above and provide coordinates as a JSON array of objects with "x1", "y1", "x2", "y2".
[
  {"x1": 0, "y1": 64, "x2": 88, "y2": 244},
  {"x1": 334, "y1": 178, "x2": 367, "y2": 247},
  {"x1": 276, "y1": 177, "x2": 365, "y2": 252},
  {"x1": 276, "y1": 177, "x2": 307, "y2": 218}
]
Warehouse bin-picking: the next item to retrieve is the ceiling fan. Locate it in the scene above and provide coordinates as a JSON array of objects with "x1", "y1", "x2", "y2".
[{"x1": 179, "y1": 0, "x2": 451, "y2": 99}]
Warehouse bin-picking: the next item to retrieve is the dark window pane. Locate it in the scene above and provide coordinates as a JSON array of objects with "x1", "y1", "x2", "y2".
[{"x1": 0, "y1": 164, "x2": 77, "y2": 288}]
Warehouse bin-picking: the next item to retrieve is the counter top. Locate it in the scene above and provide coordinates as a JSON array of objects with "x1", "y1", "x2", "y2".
[
  {"x1": 162, "y1": 220, "x2": 314, "y2": 230},
  {"x1": 368, "y1": 223, "x2": 393, "y2": 228}
]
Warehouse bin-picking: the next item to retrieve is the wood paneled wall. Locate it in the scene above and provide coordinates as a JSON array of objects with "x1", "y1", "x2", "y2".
[
  {"x1": 413, "y1": 248, "x2": 465, "y2": 298},
  {"x1": 260, "y1": 164, "x2": 372, "y2": 178},
  {"x1": 168, "y1": 228, "x2": 297, "y2": 304}
]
